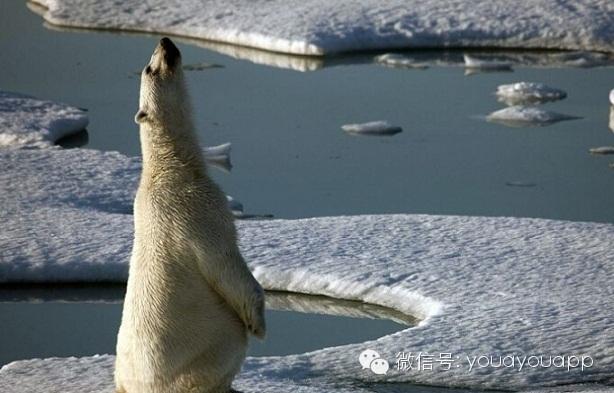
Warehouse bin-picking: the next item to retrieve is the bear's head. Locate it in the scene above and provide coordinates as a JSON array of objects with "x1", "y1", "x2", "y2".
[{"x1": 135, "y1": 37, "x2": 187, "y2": 127}]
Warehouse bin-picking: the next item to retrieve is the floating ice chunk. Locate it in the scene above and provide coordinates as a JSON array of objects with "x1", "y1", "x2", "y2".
[
  {"x1": 589, "y1": 146, "x2": 614, "y2": 155},
  {"x1": 610, "y1": 89, "x2": 614, "y2": 106},
  {"x1": 0, "y1": 91, "x2": 88, "y2": 148},
  {"x1": 374, "y1": 54, "x2": 428, "y2": 69},
  {"x1": 464, "y1": 54, "x2": 512, "y2": 70},
  {"x1": 226, "y1": 195, "x2": 244, "y2": 214},
  {"x1": 496, "y1": 82, "x2": 567, "y2": 106},
  {"x1": 203, "y1": 142, "x2": 232, "y2": 172},
  {"x1": 610, "y1": 107, "x2": 614, "y2": 133},
  {"x1": 487, "y1": 106, "x2": 580, "y2": 127},
  {"x1": 341, "y1": 121, "x2": 402, "y2": 135}
]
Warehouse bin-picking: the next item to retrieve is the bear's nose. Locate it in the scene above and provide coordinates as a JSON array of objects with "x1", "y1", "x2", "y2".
[{"x1": 159, "y1": 37, "x2": 181, "y2": 68}]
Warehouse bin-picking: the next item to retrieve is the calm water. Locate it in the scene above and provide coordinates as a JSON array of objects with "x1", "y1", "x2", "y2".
[{"x1": 0, "y1": 289, "x2": 413, "y2": 366}]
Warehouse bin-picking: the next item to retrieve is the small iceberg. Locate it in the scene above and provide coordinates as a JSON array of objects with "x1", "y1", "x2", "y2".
[
  {"x1": 226, "y1": 195, "x2": 244, "y2": 215},
  {"x1": 341, "y1": 121, "x2": 402, "y2": 136},
  {"x1": 203, "y1": 142, "x2": 232, "y2": 172},
  {"x1": 589, "y1": 146, "x2": 614, "y2": 155},
  {"x1": 496, "y1": 82, "x2": 567, "y2": 106},
  {"x1": 464, "y1": 54, "x2": 512, "y2": 71},
  {"x1": 610, "y1": 89, "x2": 614, "y2": 106},
  {"x1": 487, "y1": 106, "x2": 580, "y2": 127},
  {"x1": 610, "y1": 107, "x2": 614, "y2": 133},
  {"x1": 374, "y1": 54, "x2": 428, "y2": 69},
  {"x1": 226, "y1": 195, "x2": 273, "y2": 220}
]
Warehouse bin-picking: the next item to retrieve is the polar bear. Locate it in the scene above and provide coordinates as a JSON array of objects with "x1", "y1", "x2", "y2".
[{"x1": 115, "y1": 37, "x2": 266, "y2": 393}]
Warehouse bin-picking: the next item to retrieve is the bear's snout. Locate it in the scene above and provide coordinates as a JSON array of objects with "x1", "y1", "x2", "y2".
[{"x1": 158, "y1": 37, "x2": 181, "y2": 69}]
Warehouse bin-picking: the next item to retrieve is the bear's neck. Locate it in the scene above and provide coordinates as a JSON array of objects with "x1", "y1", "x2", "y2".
[{"x1": 139, "y1": 123, "x2": 206, "y2": 181}]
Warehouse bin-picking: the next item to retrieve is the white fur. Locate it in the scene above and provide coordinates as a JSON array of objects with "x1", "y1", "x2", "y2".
[{"x1": 115, "y1": 38, "x2": 266, "y2": 393}]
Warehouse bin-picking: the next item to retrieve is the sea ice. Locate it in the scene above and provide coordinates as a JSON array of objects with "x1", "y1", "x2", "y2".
[
  {"x1": 341, "y1": 121, "x2": 402, "y2": 136},
  {"x1": 487, "y1": 106, "x2": 580, "y2": 127},
  {"x1": 496, "y1": 82, "x2": 567, "y2": 106},
  {"x1": 589, "y1": 146, "x2": 614, "y2": 155},
  {"x1": 29, "y1": 0, "x2": 614, "y2": 55},
  {"x1": 0, "y1": 91, "x2": 88, "y2": 148},
  {"x1": 1, "y1": 93, "x2": 613, "y2": 392}
]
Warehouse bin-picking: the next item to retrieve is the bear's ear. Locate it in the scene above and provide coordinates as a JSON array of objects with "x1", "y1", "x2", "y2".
[{"x1": 134, "y1": 110, "x2": 148, "y2": 124}]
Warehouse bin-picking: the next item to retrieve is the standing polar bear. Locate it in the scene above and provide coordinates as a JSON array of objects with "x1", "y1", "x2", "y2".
[{"x1": 115, "y1": 37, "x2": 266, "y2": 393}]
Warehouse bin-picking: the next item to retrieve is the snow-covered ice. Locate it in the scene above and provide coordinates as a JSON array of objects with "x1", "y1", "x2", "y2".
[
  {"x1": 0, "y1": 91, "x2": 88, "y2": 148},
  {"x1": 341, "y1": 121, "x2": 402, "y2": 136},
  {"x1": 154, "y1": 37, "x2": 614, "y2": 71},
  {"x1": 374, "y1": 54, "x2": 428, "y2": 69},
  {"x1": 1, "y1": 93, "x2": 614, "y2": 392},
  {"x1": 496, "y1": 82, "x2": 567, "y2": 106},
  {"x1": 29, "y1": 0, "x2": 614, "y2": 55},
  {"x1": 486, "y1": 106, "x2": 580, "y2": 127},
  {"x1": 589, "y1": 146, "x2": 614, "y2": 155}
]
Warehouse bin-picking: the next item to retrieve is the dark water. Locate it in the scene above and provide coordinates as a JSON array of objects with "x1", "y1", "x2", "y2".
[
  {"x1": 1, "y1": 0, "x2": 613, "y2": 222},
  {"x1": 0, "y1": 289, "x2": 412, "y2": 366}
]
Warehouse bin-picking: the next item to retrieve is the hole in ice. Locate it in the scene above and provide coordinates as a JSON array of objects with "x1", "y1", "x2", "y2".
[{"x1": 0, "y1": 286, "x2": 415, "y2": 365}]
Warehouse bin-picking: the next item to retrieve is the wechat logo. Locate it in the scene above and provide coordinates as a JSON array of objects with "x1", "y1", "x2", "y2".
[{"x1": 359, "y1": 349, "x2": 389, "y2": 375}]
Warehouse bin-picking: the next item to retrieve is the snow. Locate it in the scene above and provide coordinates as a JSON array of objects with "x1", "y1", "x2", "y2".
[
  {"x1": 487, "y1": 106, "x2": 580, "y2": 127},
  {"x1": 30, "y1": 0, "x2": 614, "y2": 55},
  {"x1": 496, "y1": 82, "x2": 567, "y2": 106},
  {"x1": 0, "y1": 91, "x2": 88, "y2": 148},
  {"x1": 589, "y1": 146, "x2": 614, "y2": 155},
  {"x1": 1, "y1": 94, "x2": 614, "y2": 391},
  {"x1": 341, "y1": 121, "x2": 402, "y2": 136}
]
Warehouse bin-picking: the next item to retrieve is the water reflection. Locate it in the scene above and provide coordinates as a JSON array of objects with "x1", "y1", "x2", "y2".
[
  {"x1": 0, "y1": 285, "x2": 417, "y2": 327},
  {"x1": 0, "y1": 286, "x2": 415, "y2": 361}
]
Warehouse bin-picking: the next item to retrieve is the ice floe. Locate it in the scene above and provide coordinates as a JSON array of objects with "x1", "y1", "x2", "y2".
[
  {"x1": 203, "y1": 142, "x2": 232, "y2": 172},
  {"x1": 0, "y1": 91, "x2": 88, "y2": 148},
  {"x1": 610, "y1": 89, "x2": 614, "y2": 106},
  {"x1": 1, "y1": 94, "x2": 614, "y2": 391},
  {"x1": 30, "y1": 0, "x2": 614, "y2": 55},
  {"x1": 341, "y1": 121, "x2": 402, "y2": 136},
  {"x1": 487, "y1": 106, "x2": 580, "y2": 127},
  {"x1": 589, "y1": 146, "x2": 614, "y2": 155},
  {"x1": 496, "y1": 82, "x2": 567, "y2": 106}
]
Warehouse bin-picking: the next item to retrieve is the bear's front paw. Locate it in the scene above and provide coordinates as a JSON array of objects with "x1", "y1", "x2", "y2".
[{"x1": 246, "y1": 290, "x2": 266, "y2": 339}]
